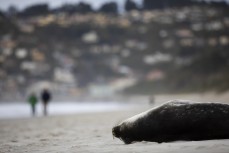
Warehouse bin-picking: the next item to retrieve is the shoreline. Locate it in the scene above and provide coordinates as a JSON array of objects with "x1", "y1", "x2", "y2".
[
  {"x1": 0, "y1": 101, "x2": 147, "y2": 120},
  {"x1": 1, "y1": 92, "x2": 229, "y2": 120}
]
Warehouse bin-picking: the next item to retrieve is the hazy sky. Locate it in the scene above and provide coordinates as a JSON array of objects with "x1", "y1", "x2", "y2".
[
  {"x1": 0, "y1": 0, "x2": 227, "y2": 11},
  {"x1": 0, "y1": 0, "x2": 136, "y2": 11}
]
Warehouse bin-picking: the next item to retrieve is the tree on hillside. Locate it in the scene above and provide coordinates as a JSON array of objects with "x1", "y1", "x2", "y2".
[
  {"x1": 54, "y1": 2, "x2": 93, "y2": 14},
  {"x1": 98, "y1": 2, "x2": 118, "y2": 14},
  {"x1": 0, "y1": 10, "x2": 4, "y2": 17},
  {"x1": 19, "y1": 4, "x2": 49, "y2": 17},
  {"x1": 76, "y1": 2, "x2": 93, "y2": 13},
  {"x1": 7, "y1": 5, "x2": 18, "y2": 17},
  {"x1": 209, "y1": 1, "x2": 228, "y2": 8},
  {"x1": 143, "y1": 0, "x2": 195, "y2": 9},
  {"x1": 125, "y1": 0, "x2": 138, "y2": 11},
  {"x1": 0, "y1": 10, "x2": 18, "y2": 35},
  {"x1": 55, "y1": 4, "x2": 75, "y2": 14}
]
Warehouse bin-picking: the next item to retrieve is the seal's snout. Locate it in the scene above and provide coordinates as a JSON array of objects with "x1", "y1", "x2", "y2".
[
  {"x1": 112, "y1": 125, "x2": 133, "y2": 144},
  {"x1": 112, "y1": 126, "x2": 121, "y2": 138}
]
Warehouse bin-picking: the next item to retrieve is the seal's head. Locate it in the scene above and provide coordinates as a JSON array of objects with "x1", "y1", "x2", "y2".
[
  {"x1": 112, "y1": 124, "x2": 134, "y2": 144},
  {"x1": 112, "y1": 125, "x2": 121, "y2": 138}
]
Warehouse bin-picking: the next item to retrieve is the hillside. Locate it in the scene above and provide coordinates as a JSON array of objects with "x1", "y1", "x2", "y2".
[{"x1": 0, "y1": 3, "x2": 229, "y2": 100}]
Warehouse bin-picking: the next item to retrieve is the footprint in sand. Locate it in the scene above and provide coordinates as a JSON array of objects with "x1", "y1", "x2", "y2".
[
  {"x1": 11, "y1": 140, "x2": 18, "y2": 143},
  {"x1": 40, "y1": 138, "x2": 49, "y2": 141},
  {"x1": 50, "y1": 131, "x2": 65, "y2": 137},
  {"x1": 195, "y1": 146, "x2": 206, "y2": 150}
]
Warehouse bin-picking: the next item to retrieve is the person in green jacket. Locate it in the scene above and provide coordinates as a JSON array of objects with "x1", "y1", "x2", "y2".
[{"x1": 28, "y1": 93, "x2": 38, "y2": 116}]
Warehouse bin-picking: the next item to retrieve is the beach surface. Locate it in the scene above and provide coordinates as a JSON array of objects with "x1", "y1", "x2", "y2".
[
  {"x1": 1, "y1": 93, "x2": 229, "y2": 153},
  {"x1": 1, "y1": 107, "x2": 229, "y2": 153}
]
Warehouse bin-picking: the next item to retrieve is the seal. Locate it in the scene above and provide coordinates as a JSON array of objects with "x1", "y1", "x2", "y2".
[{"x1": 112, "y1": 100, "x2": 229, "y2": 144}]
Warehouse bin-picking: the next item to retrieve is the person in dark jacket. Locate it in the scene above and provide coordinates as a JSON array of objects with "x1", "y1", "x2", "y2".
[{"x1": 41, "y1": 89, "x2": 51, "y2": 116}]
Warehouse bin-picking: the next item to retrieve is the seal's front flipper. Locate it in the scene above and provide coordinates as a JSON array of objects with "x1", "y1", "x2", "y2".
[{"x1": 121, "y1": 137, "x2": 133, "y2": 144}]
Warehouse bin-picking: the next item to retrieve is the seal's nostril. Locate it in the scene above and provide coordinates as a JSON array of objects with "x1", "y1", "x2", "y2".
[{"x1": 112, "y1": 126, "x2": 120, "y2": 138}]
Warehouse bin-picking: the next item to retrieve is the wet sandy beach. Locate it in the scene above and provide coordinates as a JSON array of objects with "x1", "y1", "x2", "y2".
[
  {"x1": 1, "y1": 92, "x2": 229, "y2": 153},
  {"x1": 0, "y1": 106, "x2": 229, "y2": 153}
]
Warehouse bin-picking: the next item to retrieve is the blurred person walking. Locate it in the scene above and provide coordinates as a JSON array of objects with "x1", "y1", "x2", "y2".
[
  {"x1": 41, "y1": 89, "x2": 52, "y2": 116},
  {"x1": 28, "y1": 93, "x2": 38, "y2": 116}
]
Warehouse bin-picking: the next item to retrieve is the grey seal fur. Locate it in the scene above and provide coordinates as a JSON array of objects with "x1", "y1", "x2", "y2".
[{"x1": 112, "y1": 100, "x2": 229, "y2": 144}]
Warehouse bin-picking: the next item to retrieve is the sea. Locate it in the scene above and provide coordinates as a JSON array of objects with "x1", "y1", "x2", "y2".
[{"x1": 0, "y1": 101, "x2": 145, "y2": 119}]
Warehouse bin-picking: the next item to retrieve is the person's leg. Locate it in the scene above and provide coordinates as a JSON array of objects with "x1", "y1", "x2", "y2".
[
  {"x1": 43, "y1": 101, "x2": 47, "y2": 116},
  {"x1": 31, "y1": 104, "x2": 35, "y2": 116}
]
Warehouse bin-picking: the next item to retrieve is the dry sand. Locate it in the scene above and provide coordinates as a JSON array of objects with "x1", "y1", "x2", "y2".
[
  {"x1": 0, "y1": 108, "x2": 229, "y2": 153},
  {"x1": 1, "y1": 93, "x2": 229, "y2": 153}
]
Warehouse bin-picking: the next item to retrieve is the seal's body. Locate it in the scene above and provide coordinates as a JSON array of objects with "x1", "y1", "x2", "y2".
[{"x1": 112, "y1": 100, "x2": 229, "y2": 144}]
